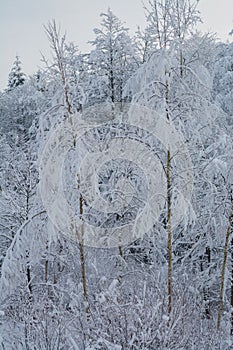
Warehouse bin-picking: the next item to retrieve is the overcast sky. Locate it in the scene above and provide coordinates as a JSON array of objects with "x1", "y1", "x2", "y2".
[{"x1": 1, "y1": 0, "x2": 233, "y2": 90}]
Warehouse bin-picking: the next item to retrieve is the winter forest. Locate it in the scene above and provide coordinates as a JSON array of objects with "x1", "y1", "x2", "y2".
[{"x1": 1, "y1": 0, "x2": 233, "y2": 349}]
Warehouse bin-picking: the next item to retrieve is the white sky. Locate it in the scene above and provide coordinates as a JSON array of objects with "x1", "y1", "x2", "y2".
[{"x1": 1, "y1": 0, "x2": 233, "y2": 90}]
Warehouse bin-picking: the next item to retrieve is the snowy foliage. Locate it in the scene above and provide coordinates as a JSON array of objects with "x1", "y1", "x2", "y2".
[
  {"x1": 1, "y1": 2, "x2": 233, "y2": 349},
  {"x1": 213, "y1": 42, "x2": 233, "y2": 119},
  {"x1": 86, "y1": 9, "x2": 136, "y2": 106},
  {"x1": 7, "y1": 55, "x2": 26, "y2": 91}
]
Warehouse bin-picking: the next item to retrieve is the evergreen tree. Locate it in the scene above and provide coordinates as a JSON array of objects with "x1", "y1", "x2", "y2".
[{"x1": 7, "y1": 55, "x2": 26, "y2": 91}]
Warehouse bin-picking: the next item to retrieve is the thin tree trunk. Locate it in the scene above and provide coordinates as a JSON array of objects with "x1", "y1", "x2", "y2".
[
  {"x1": 180, "y1": 49, "x2": 183, "y2": 78},
  {"x1": 109, "y1": 39, "x2": 115, "y2": 105},
  {"x1": 217, "y1": 204, "x2": 233, "y2": 330},
  {"x1": 25, "y1": 187, "x2": 32, "y2": 296},
  {"x1": 205, "y1": 247, "x2": 211, "y2": 319},
  {"x1": 118, "y1": 198, "x2": 125, "y2": 283},
  {"x1": 78, "y1": 174, "x2": 90, "y2": 319},
  {"x1": 53, "y1": 239, "x2": 64, "y2": 284},
  {"x1": 117, "y1": 244, "x2": 123, "y2": 284},
  {"x1": 165, "y1": 79, "x2": 169, "y2": 121},
  {"x1": 24, "y1": 322, "x2": 30, "y2": 350},
  {"x1": 200, "y1": 247, "x2": 211, "y2": 319},
  {"x1": 26, "y1": 249, "x2": 32, "y2": 296},
  {"x1": 165, "y1": 75, "x2": 172, "y2": 315},
  {"x1": 167, "y1": 148, "x2": 172, "y2": 315},
  {"x1": 45, "y1": 240, "x2": 49, "y2": 283},
  {"x1": 231, "y1": 237, "x2": 233, "y2": 335}
]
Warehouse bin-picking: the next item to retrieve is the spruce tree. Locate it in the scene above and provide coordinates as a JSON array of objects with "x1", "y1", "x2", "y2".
[{"x1": 7, "y1": 55, "x2": 26, "y2": 91}]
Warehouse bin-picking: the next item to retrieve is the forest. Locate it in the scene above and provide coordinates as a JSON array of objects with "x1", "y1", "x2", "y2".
[{"x1": 0, "y1": 0, "x2": 233, "y2": 349}]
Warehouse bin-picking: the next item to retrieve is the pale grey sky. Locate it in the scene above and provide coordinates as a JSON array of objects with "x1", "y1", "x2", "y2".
[{"x1": 1, "y1": 0, "x2": 233, "y2": 90}]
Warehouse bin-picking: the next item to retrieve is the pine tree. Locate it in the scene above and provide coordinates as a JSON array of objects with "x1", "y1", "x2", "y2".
[{"x1": 7, "y1": 55, "x2": 26, "y2": 91}]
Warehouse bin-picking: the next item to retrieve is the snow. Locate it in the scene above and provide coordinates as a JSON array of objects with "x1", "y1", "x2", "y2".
[{"x1": 1, "y1": 2, "x2": 233, "y2": 349}]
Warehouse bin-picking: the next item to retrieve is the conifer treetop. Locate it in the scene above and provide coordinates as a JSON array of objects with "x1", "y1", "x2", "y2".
[{"x1": 7, "y1": 55, "x2": 26, "y2": 91}]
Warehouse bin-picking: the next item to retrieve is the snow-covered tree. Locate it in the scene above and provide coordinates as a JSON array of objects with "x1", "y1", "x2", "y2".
[
  {"x1": 1, "y1": 4, "x2": 233, "y2": 349},
  {"x1": 86, "y1": 9, "x2": 135, "y2": 107},
  {"x1": 135, "y1": 0, "x2": 200, "y2": 65},
  {"x1": 126, "y1": 20, "x2": 231, "y2": 328},
  {"x1": 213, "y1": 42, "x2": 233, "y2": 119},
  {"x1": 7, "y1": 55, "x2": 26, "y2": 91},
  {"x1": 43, "y1": 20, "x2": 85, "y2": 115}
]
